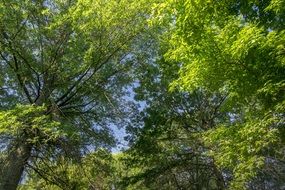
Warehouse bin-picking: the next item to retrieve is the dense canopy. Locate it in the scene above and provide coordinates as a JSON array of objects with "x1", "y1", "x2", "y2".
[{"x1": 0, "y1": 0, "x2": 284, "y2": 189}]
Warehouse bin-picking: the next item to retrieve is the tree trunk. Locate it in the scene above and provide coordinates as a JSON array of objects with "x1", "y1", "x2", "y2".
[
  {"x1": 212, "y1": 163, "x2": 225, "y2": 190},
  {"x1": 0, "y1": 140, "x2": 32, "y2": 190}
]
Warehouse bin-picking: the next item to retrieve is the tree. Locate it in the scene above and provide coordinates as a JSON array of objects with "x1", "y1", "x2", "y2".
[
  {"x1": 121, "y1": 56, "x2": 228, "y2": 189},
  {"x1": 152, "y1": 0, "x2": 285, "y2": 189},
  {"x1": 0, "y1": 0, "x2": 155, "y2": 189},
  {"x1": 19, "y1": 149, "x2": 116, "y2": 190}
]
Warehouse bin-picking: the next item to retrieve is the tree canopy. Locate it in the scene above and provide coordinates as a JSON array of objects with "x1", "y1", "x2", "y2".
[{"x1": 0, "y1": 0, "x2": 284, "y2": 189}]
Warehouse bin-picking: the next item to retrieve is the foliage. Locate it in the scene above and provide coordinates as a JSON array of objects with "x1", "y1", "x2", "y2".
[
  {"x1": 0, "y1": 0, "x2": 285, "y2": 189},
  {"x1": 19, "y1": 149, "x2": 116, "y2": 190},
  {"x1": 0, "y1": 0, "x2": 158, "y2": 188},
  {"x1": 151, "y1": 0, "x2": 285, "y2": 188},
  {"x1": 0, "y1": 104, "x2": 71, "y2": 148},
  {"x1": 204, "y1": 115, "x2": 279, "y2": 189},
  {"x1": 120, "y1": 57, "x2": 228, "y2": 189}
]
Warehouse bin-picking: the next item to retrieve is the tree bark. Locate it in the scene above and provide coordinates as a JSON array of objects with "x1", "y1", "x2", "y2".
[{"x1": 0, "y1": 140, "x2": 32, "y2": 190}]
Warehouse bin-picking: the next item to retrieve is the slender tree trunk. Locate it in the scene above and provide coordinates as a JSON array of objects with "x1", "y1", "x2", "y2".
[
  {"x1": 212, "y1": 163, "x2": 225, "y2": 190},
  {"x1": 0, "y1": 140, "x2": 32, "y2": 190}
]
